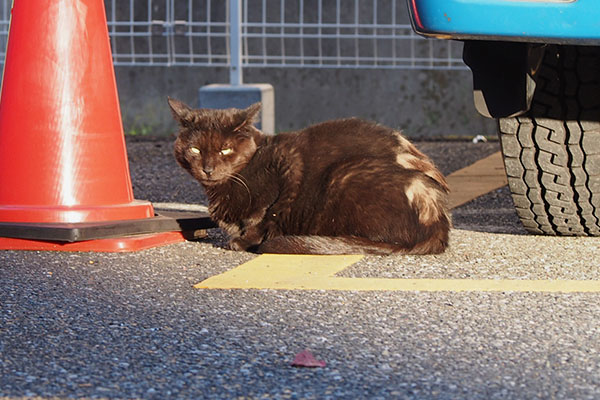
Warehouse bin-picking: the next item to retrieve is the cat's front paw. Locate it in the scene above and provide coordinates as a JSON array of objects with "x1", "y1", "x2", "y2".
[{"x1": 228, "y1": 237, "x2": 256, "y2": 252}]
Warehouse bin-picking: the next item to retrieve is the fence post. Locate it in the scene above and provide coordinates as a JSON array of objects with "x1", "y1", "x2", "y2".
[
  {"x1": 200, "y1": 0, "x2": 273, "y2": 133},
  {"x1": 229, "y1": 0, "x2": 243, "y2": 85}
]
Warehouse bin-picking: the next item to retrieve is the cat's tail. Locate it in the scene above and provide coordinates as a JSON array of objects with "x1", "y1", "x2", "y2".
[{"x1": 257, "y1": 233, "x2": 447, "y2": 256}]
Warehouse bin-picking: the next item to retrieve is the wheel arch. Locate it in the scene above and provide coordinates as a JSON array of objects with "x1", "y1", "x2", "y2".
[{"x1": 462, "y1": 41, "x2": 545, "y2": 119}]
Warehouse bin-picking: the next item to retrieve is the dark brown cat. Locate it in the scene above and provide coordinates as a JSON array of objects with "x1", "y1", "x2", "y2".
[{"x1": 168, "y1": 98, "x2": 450, "y2": 255}]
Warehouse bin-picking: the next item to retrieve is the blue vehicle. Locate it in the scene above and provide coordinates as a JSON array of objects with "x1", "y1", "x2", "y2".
[{"x1": 408, "y1": 0, "x2": 600, "y2": 236}]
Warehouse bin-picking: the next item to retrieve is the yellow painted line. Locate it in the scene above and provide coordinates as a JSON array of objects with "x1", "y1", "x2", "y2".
[
  {"x1": 447, "y1": 151, "x2": 507, "y2": 209},
  {"x1": 195, "y1": 254, "x2": 600, "y2": 293},
  {"x1": 196, "y1": 254, "x2": 363, "y2": 289}
]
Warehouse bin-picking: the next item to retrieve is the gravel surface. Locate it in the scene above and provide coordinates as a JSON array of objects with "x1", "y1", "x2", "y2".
[{"x1": 1, "y1": 138, "x2": 599, "y2": 399}]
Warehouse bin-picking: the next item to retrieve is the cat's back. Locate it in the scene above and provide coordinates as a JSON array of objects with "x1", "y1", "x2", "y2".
[
  {"x1": 303, "y1": 117, "x2": 399, "y2": 152},
  {"x1": 271, "y1": 117, "x2": 401, "y2": 165},
  {"x1": 267, "y1": 117, "x2": 448, "y2": 191}
]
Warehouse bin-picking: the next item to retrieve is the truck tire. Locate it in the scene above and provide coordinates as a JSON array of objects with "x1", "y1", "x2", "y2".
[{"x1": 498, "y1": 45, "x2": 600, "y2": 236}]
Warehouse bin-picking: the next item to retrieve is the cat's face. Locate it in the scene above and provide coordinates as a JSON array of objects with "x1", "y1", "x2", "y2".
[{"x1": 169, "y1": 98, "x2": 261, "y2": 186}]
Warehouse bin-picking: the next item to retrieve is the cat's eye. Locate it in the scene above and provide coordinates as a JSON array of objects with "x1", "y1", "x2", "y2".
[
  {"x1": 189, "y1": 147, "x2": 200, "y2": 155},
  {"x1": 220, "y1": 148, "x2": 233, "y2": 156}
]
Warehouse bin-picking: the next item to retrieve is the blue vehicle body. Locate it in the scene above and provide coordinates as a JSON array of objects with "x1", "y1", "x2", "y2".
[
  {"x1": 408, "y1": 0, "x2": 600, "y2": 44},
  {"x1": 407, "y1": 0, "x2": 600, "y2": 118}
]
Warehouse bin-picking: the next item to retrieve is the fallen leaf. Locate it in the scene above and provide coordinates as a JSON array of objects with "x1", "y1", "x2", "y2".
[{"x1": 291, "y1": 349, "x2": 326, "y2": 368}]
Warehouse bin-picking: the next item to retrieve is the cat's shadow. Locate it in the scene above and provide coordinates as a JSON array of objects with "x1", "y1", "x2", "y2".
[{"x1": 450, "y1": 186, "x2": 528, "y2": 236}]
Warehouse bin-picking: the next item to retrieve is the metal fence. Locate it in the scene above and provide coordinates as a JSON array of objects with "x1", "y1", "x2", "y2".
[{"x1": 0, "y1": 0, "x2": 467, "y2": 78}]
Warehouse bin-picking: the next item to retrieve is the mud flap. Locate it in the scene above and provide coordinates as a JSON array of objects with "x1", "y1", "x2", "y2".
[{"x1": 463, "y1": 41, "x2": 544, "y2": 119}]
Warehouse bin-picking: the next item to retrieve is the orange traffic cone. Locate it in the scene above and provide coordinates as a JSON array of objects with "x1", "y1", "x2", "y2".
[{"x1": 0, "y1": 0, "x2": 213, "y2": 251}]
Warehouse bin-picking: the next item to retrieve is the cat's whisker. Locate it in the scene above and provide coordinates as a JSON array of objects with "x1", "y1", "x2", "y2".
[{"x1": 227, "y1": 173, "x2": 252, "y2": 200}]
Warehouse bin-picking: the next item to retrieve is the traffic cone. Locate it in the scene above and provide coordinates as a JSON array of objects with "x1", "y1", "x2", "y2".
[{"x1": 0, "y1": 0, "x2": 213, "y2": 251}]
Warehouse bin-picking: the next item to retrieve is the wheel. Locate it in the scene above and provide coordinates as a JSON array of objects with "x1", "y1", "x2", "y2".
[{"x1": 498, "y1": 45, "x2": 600, "y2": 236}]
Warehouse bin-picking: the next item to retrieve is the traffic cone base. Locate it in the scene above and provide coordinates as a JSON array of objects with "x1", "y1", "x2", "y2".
[
  {"x1": 0, "y1": 231, "x2": 187, "y2": 253},
  {"x1": 0, "y1": 211, "x2": 216, "y2": 252}
]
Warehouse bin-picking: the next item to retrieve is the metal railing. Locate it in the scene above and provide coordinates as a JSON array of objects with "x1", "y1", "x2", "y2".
[
  {"x1": 0, "y1": 0, "x2": 467, "y2": 82},
  {"x1": 0, "y1": 0, "x2": 9, "y2": 60}
]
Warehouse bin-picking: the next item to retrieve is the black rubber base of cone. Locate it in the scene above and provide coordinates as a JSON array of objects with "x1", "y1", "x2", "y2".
[{"x1": 0, "y1": 211, "x2": 217, "y2": 243}]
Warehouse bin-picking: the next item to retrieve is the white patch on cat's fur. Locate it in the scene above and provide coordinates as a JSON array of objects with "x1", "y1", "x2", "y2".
[
  {"x1": 397, "y1": 152, "x2": 440, "y2": 186},
  {"x1": 405, "y1": 177, "x2": 445, "y2": 225},
  {"x1": 392, "y1": 132, "x2": 424, "y2": 171},
  {"x1": 396, "y1": 153, "x2": 419, "y2": 169},
  {"x1": 393, "y1": 131, "x2": 449, "y2": 192},
  {"x1": 392, "y1": 131, "x2": 411, "y2": 147}
]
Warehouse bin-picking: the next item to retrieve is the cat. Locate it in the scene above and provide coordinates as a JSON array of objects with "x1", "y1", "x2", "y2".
[{"x1": 168, "y1": 98, "x2": 450, "y2": 255}]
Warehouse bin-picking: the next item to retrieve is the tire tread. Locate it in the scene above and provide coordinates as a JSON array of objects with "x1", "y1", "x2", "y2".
[{"x1": 498, "y1": 45, "x2": 600, "y2": 236}]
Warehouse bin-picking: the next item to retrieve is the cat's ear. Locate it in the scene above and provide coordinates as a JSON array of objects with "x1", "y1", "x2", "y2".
[
  {"x1": 168, "y1": 97, "x2": 196, "y2": 127},
  {"x1": 233, "y1": 102, "x2": 262, "y2": 132}
]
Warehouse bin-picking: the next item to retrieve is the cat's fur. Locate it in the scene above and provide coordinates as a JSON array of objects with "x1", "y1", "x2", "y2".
[{"x1": 169, "y1": 98, "x2": 450, "y2": 255}]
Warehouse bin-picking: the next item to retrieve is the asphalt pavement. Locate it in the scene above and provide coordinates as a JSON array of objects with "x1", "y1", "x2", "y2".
[{"x1": 1, "y1": 138, "x2": 599, "y2": 399}]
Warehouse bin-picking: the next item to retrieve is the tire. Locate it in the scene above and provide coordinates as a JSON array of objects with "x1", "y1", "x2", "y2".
[{"x1": 498, "y1": 45, "x2": 600, "y2": 236}]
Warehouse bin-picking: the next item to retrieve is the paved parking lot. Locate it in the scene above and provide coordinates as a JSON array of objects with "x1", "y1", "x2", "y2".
[{"x1": 1, "y1": 138, "x2": 599, "y2": 399}]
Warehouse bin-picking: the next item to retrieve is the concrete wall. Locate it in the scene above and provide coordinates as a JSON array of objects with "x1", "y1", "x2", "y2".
[{"x1": 114, "y1": 65, "x2": 497, "y2": 139}]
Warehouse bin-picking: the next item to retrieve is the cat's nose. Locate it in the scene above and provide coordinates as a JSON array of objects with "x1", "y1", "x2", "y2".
[{"x1": 203, "y1": 166, "x2": 214, "y2": 176}]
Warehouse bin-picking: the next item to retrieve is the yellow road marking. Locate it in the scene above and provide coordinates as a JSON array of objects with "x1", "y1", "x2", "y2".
[
  {"x1": 195, "y1": 254, "x2": 600, "y2": 293},
  {"x1": 196, "y1": 254, "x2": 363, "y2": 289},
  {"x1": 446, "y1": 151, "x2": 507, "y2": 209}
]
